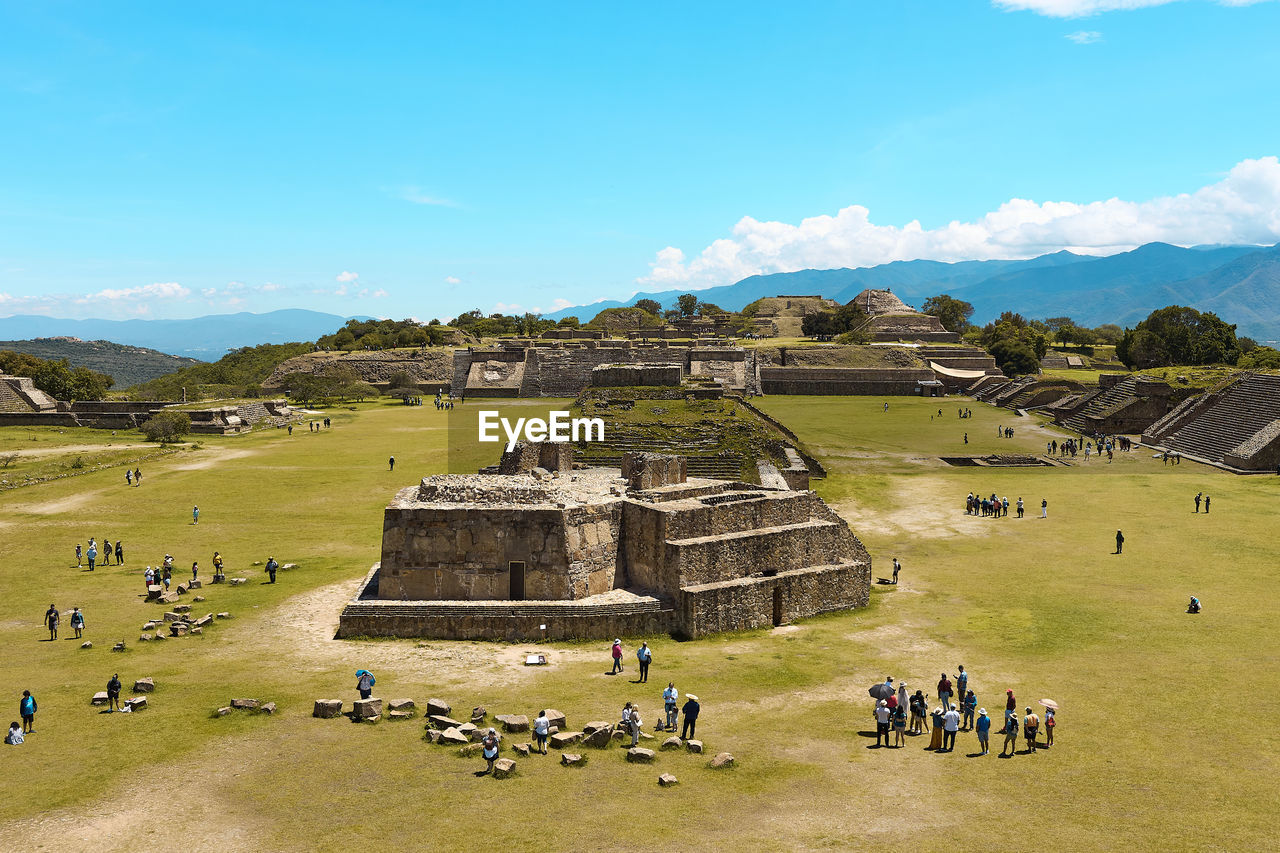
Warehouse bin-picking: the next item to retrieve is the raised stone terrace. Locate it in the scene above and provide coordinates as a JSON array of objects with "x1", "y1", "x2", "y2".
[{"x1": 1141, "y1": 372, "x2": 1280, "y2": 471}]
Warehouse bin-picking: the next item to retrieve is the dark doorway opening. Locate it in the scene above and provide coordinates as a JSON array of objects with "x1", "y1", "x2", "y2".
[
  {"x1": 772, "y1": 587, "x2": 783, "y2": 627},
  {"x1": 509, "y1": 561, "x2": 526, "y2": 600}
]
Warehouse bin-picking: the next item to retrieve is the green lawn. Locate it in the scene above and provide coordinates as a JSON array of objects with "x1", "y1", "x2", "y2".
[{"x1": 1, "y1": 395, "x2": 1275, "y2": 851}]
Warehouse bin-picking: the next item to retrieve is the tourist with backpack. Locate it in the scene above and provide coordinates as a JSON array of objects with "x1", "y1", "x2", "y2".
[
  {"x1": 636, "y1": 642, "x2": 652, "y2": 683},
  {"x1": 662, "y1": 682, "x2": 679, "y2": 730},
  {"x1": 107, "y1": 674, "x2": 122, "y2": 712},
  {"x1": 70, "y1": 607, "x2": 85, "y2": 639},
  {"x1": 610, "y1": 638, "x2": 623, "y2": 674},
  {"x1": 19, "y1": 690, "x2": 36, "y2": 733},
  {"x1": 533, "y1": 711, "x2": 550, "y2": 754},
  {"x1": 356, "y1": 669, "x2": 375, "y2": 699}
]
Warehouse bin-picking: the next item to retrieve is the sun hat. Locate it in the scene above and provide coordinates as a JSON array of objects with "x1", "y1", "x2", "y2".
[
  {"x1": 979, "y1": 708, "x2": 987, "y2": 715},
  {"x1": 879, "y1": 699, "x2": 887, "y2": 707},
  {"x1": 686, "y1": 694, "x2": 698, "y2": 701}
]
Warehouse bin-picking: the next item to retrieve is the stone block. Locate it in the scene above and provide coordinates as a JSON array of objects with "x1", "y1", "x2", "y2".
[
  {"x1": 626, "y1": 747, "x2": 655, "y2": 763},
  {"x1": 175, "y1": 583, "x2": 188, "y2": 595},
  {"x1": 216, "y1": 612, "x2": 231, "y2": 619},
  {"x1": 133, "y1": 678, "x2": 154, "y2": 693},
  {"x1": 139, "y1": 634, "x2": 152, "y2": 642},
  {"x1": 146, "y1": 584, "x2": 163, "y2": 600},
  {"x1": 125, "y1": 696, "x2": 147, "y2": 710},
  {"x1": 111, "y1": 642, "x2": 126, "y2": 652},
  {"x1": 685, "y1": 740, "x2": 703, "y2": 754},
  {"x1": 424, "y1": 729, "x2": 443, "y2": 743},
  {"x1": 152, "y1": 632, "x2": 166, "y2": 641},
  {"x1": 282, "y1": 563, "x2": 298, "y2": 571},
  {"x1": 427, "y1": 698, "x2": 451, "y2": 717},
  {"x1": 458, "y1": 743, "x2": 484, "y2": 757},
  {"x1": 362, "y1": 714, "x2": 382, "y2": 723},
  {"x1": 513, "y1": 743, "x2": 530, "y2": 757},
  {"x1": 550, "y1": 731, "x2": 583, "y2": 749},
  {"x1": 353, "y1": 698, "x2": 383, "y2": 720},
  {"x1": 313, "y1": 699, "x2": 343, "y2": 718},
  {"x1": 169, "y1": 622, "x2": 189, "y2": 636},
  {"x1": 189, "y1": 580, "x2": 202, "y2": 590},
  {"x1": 192, "y1": 595, "x2": 205, "y2": 602},
  {"x1": 142, "y1": 621, "x2": 157, "y2": 631},
  {"x1": 469, "y1": 705, "x2": 486, "y2": 723},
  {"x1": 190, "y1": 627, "x2": 202, "y2": 635},
  {"x1": 158, "y1": 592, "x2": 179, "y2": 604},
  {"x1": 459, "y1": 722, "x2": 478, "y2": 739},
  {"x1": 709, "y1": 752, "x2": 735, "y2": 769},
  {"x1": 231, "y1": 698, "x2": 260, "y2": 710},
  {"x1": 429, "y1": 714, "x2": 462, "y2": 729},
  {"x1": 162, "y1": 612, "x2": 182, "y2": 623},
  {"x1": 388, "y1": 710, "x2": 412, "y2": 720},
  {"x1": 493, "y1": 758, "x2": 516, "y2": 779},
  {"x1": 544, "y1": 709, "x2": 566, "y2": 730},
  {"x1": 387, "y1": 698, "x2": 415, "y2": 713},
  {"x1": 661, "y1": 736, "x2": 683, "y2": 751},
  {"x1": 173, "y1": 604, "x2": 191, "y2": 613},
  {"x1": 259, "y1": 702, "x2": 277, "y2": 715},
  {"x1": 583, "y1": 724, "x2": 614, "y2": 748},
  {"x1": 560, "y1": 753, "x2": 586, "y2": 767},
  {"x1": 80, "y1": 641, "x2": 92, "y2": 649},
  {"x1": 228, "y1": 578, "x2": 248, "y2": 586},
  {"x1": 215, "y1": 706, "x2": 233, "y2": 717},
  {"x1": 440, "y1": 727, "x2": 469, "y2": 745},
  {"x1": 658, "y1": 773, "x2": 679, "y2": 787},
  {"x1": 91, "y1": 692, "x2": 109, "y2": 706},
  {"x1": 497, "y1": 714, "x2": 529, "y2": 733},
  {"x1": 196, "y1": 615, "x2": 213, "y2": 628}
]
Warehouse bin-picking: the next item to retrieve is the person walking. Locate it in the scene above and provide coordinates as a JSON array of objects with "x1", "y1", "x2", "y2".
[
  {"x1": 86, "y1": 541, "x2": 96, "y2": 572},
  {"x1": 355, "y1": 669, "x2": 375, "y2": 699},
  {"x1": 636, "y1": 641, "x2": 652, "y2": 683},
  {"x1": 874, "y1": 699, "x2": 891, "y2": 747},
  {"x1": 161, "y1": 565, "x2": 171, "y2": 590},
  {"x1": 1115, "y1": 530, "x2": 1124, "y2": 554},
  {"x1": 115, "y1": 540, "x2": 123, "y2": 565},
  {"x1": 680, "y1": 694, "x2": 700, "y2": 740},
  {"x1": 70, "y1": 607, "x2": 84, "y2": 640},
  {"x1": 44, "y1": 604, "x2": 59, "y2": 641},
  {"x1": 937, "y1": 673, "x2": 953, "y2": 712},
  {"x1": 125, "y1": 469, "x2": 132, "y2": 486},
  {"x1": 1023, "y1": 707, "x2": 1040, "y2": 752},
  {"x1": 265, "y1": 556, "x2": 278, "y2": 584},
  {"x1": 976, "y1": 708, "x2": 991, "y2": 755},
  {"x1": 19, "y1": 690, "x2": 36, "y2": 734},
  {"x1": 133, "y1": 467, "x2": 141, "y2": 486},
  {"x1": 942, "y1": 704, "x2": 961, "y2": 752},
  {"x1": 533, "y1": 710, "x2": 550, "y2": 754},
  {"x1": 389, "y1": 456, "x2": 395, "y2": 471},
  {"x1": 192, "y1": 505, "x2": 199, "y2": 525},
  {"x1": 481, "y1": 728, "x2": 500, "y2": 774},
  {"x1": 610, "y1": 638, "x2": 624, "y2": 674},
  {"x1": 106, "y1": 674, "x2": 122, "y2": 713},
  {"x1": 75, "y1": 544, "x2": 82, "y2": 567},
  {"x1": 1045, "y1": 708, "x2": 1056, "y2": 747}
]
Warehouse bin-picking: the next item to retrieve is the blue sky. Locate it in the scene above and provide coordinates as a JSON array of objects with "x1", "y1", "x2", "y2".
[{"x1": 2, "y1": 0, "x2": 1279, "y2": 321}]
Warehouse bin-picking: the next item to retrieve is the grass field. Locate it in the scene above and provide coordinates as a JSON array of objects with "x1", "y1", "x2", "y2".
[{"x1": 1, "y1": 396, "x2": 1276, "y2": 851}]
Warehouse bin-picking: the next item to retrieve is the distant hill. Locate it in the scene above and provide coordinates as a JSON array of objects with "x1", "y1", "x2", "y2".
[
  {"x1": 547, "y1": 243, "x2": 1280, "y2": 339},
  {"x1": 0, "y1": 338, "x2": 201, "y2": 387},
  {"x1": 0, "y1": 309, "x2": 369, "y2": 359}
]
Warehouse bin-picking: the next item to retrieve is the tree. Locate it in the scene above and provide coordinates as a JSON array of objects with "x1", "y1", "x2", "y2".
[
  {"x1": 1239, "y1": 346, "x2": 1280, "y2": 369},
  {"x1": 676, "y1": 294, "x2": 699, "y2": 318},
  {"x1": 141, "y1": 410, "x2": 191, "y2": 443},
  {"x1": 1117, "y1": 306, "x2": 1241, "y2": 369},
  {"x1": 633, "y1": 299, "x2": 661, "y2": 316},
  {"x1": 989, "y1": 339, "x2": 1040, "y2": 376},
  {"x1": 587, "y1": 306, "x2": 663, "y2": 331},
  {"x1": 800, "y1": 303, "x2": 868, "y2": 342},
  {"x1": 698, "y1": 301, "x2": 725, "y2": 315},
  {"x1": 921, "y1": 295, "x2": 975, "y2": 333},
  {"x1": 556, "y1": 316, "x2": 580, "y2": 328}
]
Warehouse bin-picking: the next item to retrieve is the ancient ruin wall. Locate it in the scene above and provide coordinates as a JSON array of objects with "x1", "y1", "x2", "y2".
[
  {"x1": 678, "y1": 562, "x2": 870, "y2": 638},
  {"x1": 760, "y1": 367, "x2": 934, "y2": 395}
]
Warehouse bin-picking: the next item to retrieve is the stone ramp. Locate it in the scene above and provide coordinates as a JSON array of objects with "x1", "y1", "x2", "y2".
[{"x1": 1058, "y1": 375, "x2": 1173, "y2": 435}]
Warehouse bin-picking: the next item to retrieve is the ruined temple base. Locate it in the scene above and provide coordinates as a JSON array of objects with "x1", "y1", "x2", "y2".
[{"x1": 337, "y1": 561, "x2": 869, "y2": 641}]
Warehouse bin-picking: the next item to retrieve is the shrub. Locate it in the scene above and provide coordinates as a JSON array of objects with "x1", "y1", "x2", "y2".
[{"x1": 142, "y1": 410, "x2": 192, "y2": 443}]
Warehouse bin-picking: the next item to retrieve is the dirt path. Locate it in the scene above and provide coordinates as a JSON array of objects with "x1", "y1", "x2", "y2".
[
  {"x1": 832, "y1": 477, "x2": 988, "y2": 540},
  {"x1": 0, "y1": 442, "x2": 153, "y2": 459}
]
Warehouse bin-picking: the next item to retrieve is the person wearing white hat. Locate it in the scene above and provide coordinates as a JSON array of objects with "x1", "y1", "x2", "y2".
[
  {"x1": 874, "y1": 699, "x2": 891, "y2": 747},
  {"x1": 610, "y1": 639, "x2": 623, "y2": 675},
  {"x1": 976, "y1": 708, "x2": 991, "y2": 755},
  {"x1": 481, "y1": 727, "x2": 500, "y2": 774},
  {"x1": 680, "y1": 693, "x2": 700, "y2": 739},
  {"x1": 896, "y1": 681, "x2": 908, "y2": 715}
]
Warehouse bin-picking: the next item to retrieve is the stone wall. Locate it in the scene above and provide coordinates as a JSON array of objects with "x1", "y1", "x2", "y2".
[
  {"x1": 590, "y1": 363, "x2": 682, "y2": 387},
  {"x1": 760, "y1": 366, "x2": 934, "y2": 395},
  {"x1": 499, "y1": 442, "x2": 574, "y2": 474},
  {"x1": 621, "y1": 453, "x2": 687, "y2": 490},
  {"x1": 679, "y1": 561, "x2": 870, "y2": 638}
]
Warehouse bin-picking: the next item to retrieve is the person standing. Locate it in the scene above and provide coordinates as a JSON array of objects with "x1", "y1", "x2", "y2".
[
  {"x1": 909, "y1": 690, "x2": 927, "y2": 734},
  {"x1": 101, "y1": 539, "x2": 111, "y2": 565},
  {"x1": 928, "y1": 707, "x2": 944, "y2": 750},
  {"x1": 115, "y1": 541, "x2": 123, "y2": 565},
  {"x1": 145, "y1": 566, "x2": 155, "y2": 588},
  {"x1": 533, "y1": 710, "x2": 550, "y2": 754},
  {"x1": 265, "y1": 556, "x2": 278, "y2": 584},
  {"x1": 942, "y1": 704, "x2": 961, "y2": 752},
  {"x1": 891, "y1": 704, "x2": 907, "y2": 747},
  {"x1": 976, "y1": 708, "x2": 991, "y2": 755},
  {"x1": 192, "y1": 505, "x2": 199, "y2": 525},
  {"x1": 389, "y1": 456, "x2": 395, "y2": 471},
  {"x1": 481, "y1": 728, "x2": 500, "y2": 774},
  {"x1": 125, "y1": 469, "x2": 132, "y2": 486},
  {"x1": 1204, "y1": 495, "x2": 1210, "y2": 514},
  {"x1": 1001, "y1": 689, "x2": 1017, "y2": 733},
  {"x1": 629, "y1": 707, "x2": 643, "y2": 747},
  {"x1": 663, "y1": 682, "x2": 679, "y2": 730},
  {"x1": 1045, "y1": 708, "x2": 1056, "y2": 747},
  {"x1": 1017, "y1": 497, "x2": 1024, "y2": 518},
  {"x1": 1115, "y1": 530, "x2": 1124, "y2": 554},
  {"x1": 956, "y1": 665, "x2": 968, "y2": 707},
  {"x1": 1194, "y1": 492, "x2": 1201, "y2": 513},
  {"x1": 610, "y1": 638, "x2": 624, "y2": 674},
  {"x1": 213, "y1": 551, "x2": 225, "y2": 583},
  {"x1": 1000, "y1": 714, "x2": 1019, "y2": 756},
  {"x1": 1023, "y1": 707, "x2": 1040, "y2": 752},
  {"x1": 75, "y1": 544, "x2": 82, "y2": 568},
  {"x1": 680, "y1": 694, "x2": 700, "y2": 740},
  {"x1": 937, "y1": 673, "x2": 953, "y2": 712},
  {"x1": 44, "y1": 604, "x2": 59, "y2": 641},
  {"x1": 962, "y1": 690, "x2": 977, "y2": 731},
  {"x1": 636, "y1": 641, "x2": 652, "y2": 683},
  {"x1": 106, "y1": 674, "x2": 122, "y2": 713},
  {"x1": 191, "y1": 562, "x2": 199, "y2": 582},
  {"x1": 874, "y1": 700, "x2": 891, "y2": 747},
  {"x1": 19, "y1": 690, "x2": 36, "y2": 733},
  {"x1": 964, "y1": 432, "x2": 968, "y2": 445},
  {"x1": 133, "y1": 467, "x2": 141, "y2": 486},
  {"x1": 355, "y1": 669, "x2": 375, "y2": 699},
  {"x1": 892, "y1": 558, "x2": 901, "y2": 584},
  {"x1": 896, "y1": 681, "x2": 908, "y2": 715},
  {"x1": 161, "y1": 565, "x2": 171, "y2": 590},
  {"x1": 86, "y1": 541, "x2": 96, "y2": 572},
  {"x1": 70, "y1": 607, "x2": 84, "y2": 640}
]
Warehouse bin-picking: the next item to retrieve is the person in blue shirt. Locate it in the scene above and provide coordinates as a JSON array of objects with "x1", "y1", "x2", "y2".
[
  {"x1": 19, "y1": 690, "x2": 36, "y2": 733},
  {"x1": 635, "y1": 642, "x2": 652, "y2": 683},
  {"x1": 662, "y1": 683, "x2": 679, "y2": 730},
  {"x1": 976, "y1": 708, "x2": 991, "y2": 755}
]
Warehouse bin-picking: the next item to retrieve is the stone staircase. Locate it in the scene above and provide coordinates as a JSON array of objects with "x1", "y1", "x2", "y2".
[
  {"x1": 1060, "y1": 376, "x2": 1141, "y2": 433},
  {"x1": 0, "y1": 379, "x2": 34, "y2": 413},
  {"x1": 1145, "y1": 373, "x2": 1280, "y2": 466}
]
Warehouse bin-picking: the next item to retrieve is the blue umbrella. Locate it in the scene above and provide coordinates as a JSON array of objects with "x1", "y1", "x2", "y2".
[{"x1": 355, "y1": 669, "x2": 371, "y2": 677}]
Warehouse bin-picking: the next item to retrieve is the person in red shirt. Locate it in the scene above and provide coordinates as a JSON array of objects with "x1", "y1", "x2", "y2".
[
  {"x1": 938, "y1": 674, "x2": 954, "y2": 711},
  {"x1": 1001, "y1": 689, "x2": 1017, "y2": 733}
]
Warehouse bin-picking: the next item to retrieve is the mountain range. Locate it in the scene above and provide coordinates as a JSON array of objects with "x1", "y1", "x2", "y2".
[
  {"x1": 0, "y1": 309, "x2": 363, "y2": 360},
  {"x1": 0, "y1": 338, "x2": 202, "y2": 387},
  {"x1": 548, "y1": 242, "x2": 1280, "y2": 341}
]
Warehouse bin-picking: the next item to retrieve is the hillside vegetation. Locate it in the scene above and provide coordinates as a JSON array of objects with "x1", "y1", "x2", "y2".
[
  {"x1": 0, "y1": 338, "x2": 200, "y2": 386},
  {"x1": 124, "y1": 342, "x2": 313, "y2": 400}
]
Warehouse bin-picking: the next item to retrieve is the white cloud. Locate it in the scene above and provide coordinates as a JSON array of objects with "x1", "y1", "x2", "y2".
[
  {"x1": 444, "y1": 276, "x2": 461, "y2": 285},
  {"x1": 260, "y1": 282, "x2": 283, "y2": 292},
  {"x1": 357, "y1": 288, "x2": 390, "y2": 299},
  {"x1": 1066, "y1": 29, "x2": 1103, "y2": 42},
  {"x1": 396, "y1": 186, "x2": 459, "y2": 208},
  {"x1": 995, "y1": 0, "x2": 1271, "y2": 17},
  {"x1": 336, "y1": 271, "x2": 359, "y2": 283},
  {"x1": 638, "y1": 156, "x2": 1280, "y2": 290},
  {"x1": 493, "y1": 302, "x2": 523, "y2": 313},
  {"x1": 76, "y1": 282, "x2": 190, "y2": 303}
]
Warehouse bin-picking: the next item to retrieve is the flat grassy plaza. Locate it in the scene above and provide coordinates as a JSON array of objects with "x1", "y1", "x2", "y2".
[{"x1": 2, "y1": 397, "x2": 1276, "y2": 851}]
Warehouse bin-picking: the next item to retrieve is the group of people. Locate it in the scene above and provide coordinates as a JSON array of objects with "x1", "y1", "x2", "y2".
[
  {"x1": 75, "y1": 538, "x2": 123, "y2": 570},
  {"x1": 6, "y1": 691, "x2": 38, "y2": 744},
  {"x1": 609, "y1": 638, "x2": 655, "y2": 681},
  {"x1": 433, "y1": 393, "x2": 462, "y2": 410},
  {"x1": 1194, "y1": 492, "x2": 1211, "y2": 513},
  {"x1": 124, "y1": 467, "x2": 142, "y2": 486},
  {"x1": 43, "y1": 604, "x2": 85, "y2": 640},
  {"x1": 141, "y1": 550, "x2": 229, "y2": 590},
  {"x1": 872, "y1": 671, "x2": 1056, "y2": 756},
  {"x1": 996, "y1": 425, "x2": 1017, "y2": 439}
]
